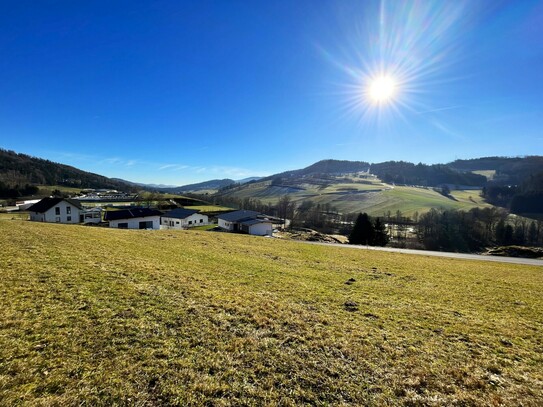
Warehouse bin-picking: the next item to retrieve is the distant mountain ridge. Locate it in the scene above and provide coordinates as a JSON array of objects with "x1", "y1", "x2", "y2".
[
  {"x1": 157, "y1": 177, "x2": 264, "y2": 193},
  {"x1": 264, "y1": 157, "x2": 542, "y2": 188},
  {"x1": 2, "y1": 147, "x2": 541, "y2": 204},
  {"x1": 161, "y1": 179, "x2": 237, "y2": 194}
]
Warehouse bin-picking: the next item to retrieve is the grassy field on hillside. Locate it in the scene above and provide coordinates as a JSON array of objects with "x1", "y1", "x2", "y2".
[
  {"x1": 1, "y1": 220, "x2": 542, "y2": 405},
  {"x1": 217, "y1": 177, "x2": 491, "y2": 217}
]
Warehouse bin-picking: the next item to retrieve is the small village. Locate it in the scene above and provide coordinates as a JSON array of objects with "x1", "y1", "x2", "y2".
[{"x1": 22, "y1": 194, "x2": 283, "y2": 237}]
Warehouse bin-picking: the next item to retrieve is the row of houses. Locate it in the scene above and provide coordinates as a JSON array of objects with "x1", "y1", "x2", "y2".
[{"x1": 26, "y1": 197, "x2": 273, "y2": 236}]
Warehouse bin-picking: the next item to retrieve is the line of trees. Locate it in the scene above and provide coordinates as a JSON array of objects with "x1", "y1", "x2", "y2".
[{"x1": 416, "y1": 207, "x2": 542, "y2": 252}]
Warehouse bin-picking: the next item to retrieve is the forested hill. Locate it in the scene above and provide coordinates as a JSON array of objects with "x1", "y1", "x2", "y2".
[
  {"x1": 160, "y1": 179, "x2": 237, "y2": 194},
  {"x1": 370, "y1": 161, "x2": 486, "y2": 186},
  {"x1": 0, "y1": 149, "x2": 133, "y2": 195},
  {"x1": 266, "y1": 157, "x2": 542, "y2": 188},
  {"x1": 449, "y1": 156, "x2": 543, "y2": 185},
  {"x1": 265, "y1": 159, "x2": 371, "y2": 180}
]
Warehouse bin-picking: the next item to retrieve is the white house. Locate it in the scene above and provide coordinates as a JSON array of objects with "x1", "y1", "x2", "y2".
[
  {"x1": 161, "y1": 208, "x2": 209, "y2": 230},
  {"x1": 217, "y1": 210, "x2": 273, "y2": 236},
  {"x1": 104, "y1": 207, "x2": 162, "y2": 229},
  {"x1": 27, "y1": 197, "x2": 84, "y2": 224}
]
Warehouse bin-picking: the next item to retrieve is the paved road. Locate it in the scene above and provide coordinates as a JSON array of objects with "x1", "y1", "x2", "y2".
[{"x1": 302, "y1": 241, "x2": 543, "y2": 266}]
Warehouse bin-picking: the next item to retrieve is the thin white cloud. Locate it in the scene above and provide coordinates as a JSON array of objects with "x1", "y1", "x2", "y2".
[
  {"x1": 429, "y1": 119, "x2": 465, "y2": 140},
  {"x1": 415, "y1": 105, "x2": 464, "y2": 115}
]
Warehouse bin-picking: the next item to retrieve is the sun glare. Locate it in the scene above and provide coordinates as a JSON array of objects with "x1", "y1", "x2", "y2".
[{"x1": 368, "y1": 75, "x2": 396, "y2": 103}]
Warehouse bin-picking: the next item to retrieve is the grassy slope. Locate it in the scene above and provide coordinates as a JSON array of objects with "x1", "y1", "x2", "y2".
[
  {"x1": 219, "y1": 178, "x2": 491, "y2": 217},
  {"x1": 1, "y1": 220, "x2": 542, "y2": 405}
]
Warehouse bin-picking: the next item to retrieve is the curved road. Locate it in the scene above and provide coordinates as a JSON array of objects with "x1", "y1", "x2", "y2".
[{"x1": 302, "y1": 241, "x2": 543, "y2": 266}]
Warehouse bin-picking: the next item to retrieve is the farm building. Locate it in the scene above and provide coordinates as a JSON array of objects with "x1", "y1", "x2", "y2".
[
  {"x1": 27, "y1": 197, "x2": 84, "y2": 224},
  {"x1": 104, "y1": 207, "x2": 162, "y2": 230},
  {"x1": 161, "y1": 208, "x2": 209, "y2": 230},
  {"x1": 82, "y1": 207, "x2": 104, "y2": 224},
  {"x1": 217, "y1": 210, "x2": 273, "y2": 236}
]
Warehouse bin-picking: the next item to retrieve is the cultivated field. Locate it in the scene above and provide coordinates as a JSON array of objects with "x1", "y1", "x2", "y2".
[{"x1": 1, "y1": 220, "x2": 542, "y2": 405}]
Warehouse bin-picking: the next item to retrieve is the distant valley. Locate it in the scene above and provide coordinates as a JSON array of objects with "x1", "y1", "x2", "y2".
[{"x1": 1, "y1": 148, "x2": 542, "y2": 218}]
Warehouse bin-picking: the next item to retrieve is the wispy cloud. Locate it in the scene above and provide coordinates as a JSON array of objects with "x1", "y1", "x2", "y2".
[
  {"x1": 415, "y1": 105, "x2": 464, "y2": 115},
  {"x1": 158, "y1": 164, "x2": 188, "y2": 171},
  {"x1": 37, "y1": 150, "x2": 268, "y2": 184},
  {"x1": 429, "y1": 119, "x2": 465, "y2": 140}
]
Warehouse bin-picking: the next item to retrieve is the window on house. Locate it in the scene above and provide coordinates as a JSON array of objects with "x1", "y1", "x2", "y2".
[
  {"x1": 55, "y1": 207, "x2": 60, "y2": 215},
  {"x1": 200, "y1": 219, "x2": 203, "y2": 223},
  {"x1": 139, "y1": 221, "x2": 153, "y2": 229},
  {"x1": 66, "y1": 207, "x2": 71, "y2": 214},
  {"x1": 118, "y1": 223, "x2": 128, "y2": 229},
  {"x1": 188, "y1": 221, "x2": 192, "y2": 225},
  {"x1": 176, "y1": 221, "x2": 179, "y2": 224},
  {"x1": 67, "y1": 216, "x2": 72, "y2": 222}
]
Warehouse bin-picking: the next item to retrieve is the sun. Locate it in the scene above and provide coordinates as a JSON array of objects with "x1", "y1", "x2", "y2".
[{"x1": 368, "y1": 75, "x2": 397, "y2": 103}]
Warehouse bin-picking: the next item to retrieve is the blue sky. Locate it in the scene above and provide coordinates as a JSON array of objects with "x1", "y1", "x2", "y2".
[{"x1": 1, "y1": 0, "x2": 542, "y2": 185}]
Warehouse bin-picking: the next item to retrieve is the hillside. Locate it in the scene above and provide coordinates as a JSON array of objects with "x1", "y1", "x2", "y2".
[
  {"x1": 0, "y1": 149, "x2": 134, "y2": 197},
  {"x1": 449, "y1": 156, "x2": 543, "y2": 185},
  {"x1": 160, "y1": 178, "x2": 237, "y2": 194},
  {"x1": 370, "y1": 161, "x2": 486, "y2": 186},
  {"x1": 213, "y1": 157, "x2": 543, "y2": 217},
  {"x1": 1, "y1": 219, "x2": 542, "y2": 405},
  {"x1": 214, "y1": 174, "x2": 492, "y2": 217},
  {"x1": 265, "y1": 159, "x2": 371, "y2": 180}
]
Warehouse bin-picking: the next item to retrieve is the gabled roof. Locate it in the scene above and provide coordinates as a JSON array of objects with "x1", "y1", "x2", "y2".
[
  {"x1": 217, "y1": 210, "x2": 260, "y2": 222},
  {"x1": 104, "y1": 207, "x2": 163, "y2": 221},
  {"x1": 162, "y1": 208, "x2": 201, "y2": 220},
  {"x1": 27, "y1": 197, "x2": 84, "y2": 213}
]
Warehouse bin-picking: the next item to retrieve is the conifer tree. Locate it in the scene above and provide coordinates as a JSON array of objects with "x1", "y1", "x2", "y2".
[
  {"x1": 372, "y1": 217, "x2": 389, "y2": 246},
  {"x1": 349, "y1": 213, "x2": 374, "y2": 245}
]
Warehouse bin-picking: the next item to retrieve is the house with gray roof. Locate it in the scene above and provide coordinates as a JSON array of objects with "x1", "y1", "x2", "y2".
[
  {"x1": 217, "y1": 210, "x2": 273, "y2": 236},
  {"x1": 27, "y1": 197, "x2": 84, "y2": 224},
  {"x1": 161, "y1": 208, "x2": 209, "y2": 229},
  {"x1": 104, "y1": 207, "x2": 162, "y2": 229}
]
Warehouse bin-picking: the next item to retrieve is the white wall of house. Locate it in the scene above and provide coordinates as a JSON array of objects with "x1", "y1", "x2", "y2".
[
  {"x1": 248, "y1": 222, "x2": 273, "y2": 236},
  {"x1": 29, "y1": 201, "x2": 81, "y2": 224},
  {"x1": 109, "y1": 216, "x2": 161, "y2": 230},
  {"x1": 161, "y1": 213, "x2": 209, "y2": 230},
  {"x1": 218, "y1": 218, "x2": 234, "y2": 231}
]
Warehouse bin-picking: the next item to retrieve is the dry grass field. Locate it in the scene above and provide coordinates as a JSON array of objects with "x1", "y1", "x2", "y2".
[{"x1": 0, "y1": 219, "x2": 542, "y2": 405}]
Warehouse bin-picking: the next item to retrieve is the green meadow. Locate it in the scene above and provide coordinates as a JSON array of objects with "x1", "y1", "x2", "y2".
[
  {"x1": 0, "y1": 219, "x2": 541, "y2": 405},
  {"x1": 216, "y1": 177, "x2": 492, "y2": 217}
]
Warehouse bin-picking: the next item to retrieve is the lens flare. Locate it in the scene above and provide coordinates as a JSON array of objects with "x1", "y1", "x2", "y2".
[
  {"x1": 368, "y1": 75, "x2": 396, "y2": 103},
  {"x1": 317, "y1": 0, "x2": 471, "y2": 129}
]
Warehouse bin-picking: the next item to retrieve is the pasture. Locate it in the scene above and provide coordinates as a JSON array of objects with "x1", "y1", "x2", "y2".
[{"x1": 0, "y1": 219, "x2": 541, "y2": 405}]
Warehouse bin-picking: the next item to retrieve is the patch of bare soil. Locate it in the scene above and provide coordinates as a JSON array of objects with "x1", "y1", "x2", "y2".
[
  {"x1": 274, "y1": 230, "x2": 348, "y2": 244},
  {"x1": 485, "y1": 245, "x2": 543, "y2": 259}
]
